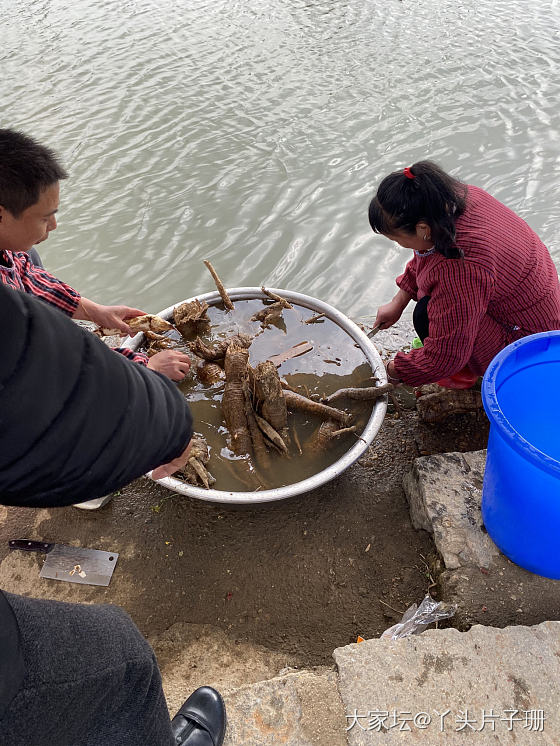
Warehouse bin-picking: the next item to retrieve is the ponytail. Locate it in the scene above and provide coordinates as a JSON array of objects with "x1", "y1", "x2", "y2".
[{"x1": 368, "y1": 161, "x2": 467, "y2": 258}]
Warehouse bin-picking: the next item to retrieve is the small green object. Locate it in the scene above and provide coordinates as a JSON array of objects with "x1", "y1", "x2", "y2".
[{"x1": 412, "y1": 336, "x2": 423, "y2": 349}]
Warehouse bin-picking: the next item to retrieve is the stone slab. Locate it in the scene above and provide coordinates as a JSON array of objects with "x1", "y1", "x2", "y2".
[
  {"x1": 402, "y1": 450, "x2": 498, "y2": 570},
  {"x1": 334, "y1": 621, "x2": 560, "y2": 744},
  {"x1": 222, "y1": 668, "x2": 347, "y2": 746},
  {"x1": 402, "y1": 449, "x2": 560, "y2": 629},
  {"x1": 440, "y1": 562, "x2": 560, "y2": 632}
]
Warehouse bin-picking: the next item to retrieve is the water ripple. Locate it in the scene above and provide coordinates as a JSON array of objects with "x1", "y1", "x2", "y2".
[{"x1": 1, "y1": 0, "x2": 558, "y2": 316}]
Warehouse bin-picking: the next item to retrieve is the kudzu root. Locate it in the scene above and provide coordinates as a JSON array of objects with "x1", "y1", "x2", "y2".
[
  {"x1": 322, "y1": 383, "x2": 394, "y2": 403},
  {"x1": 283, "y1": 389, "x2": 352, "y2": 426}
]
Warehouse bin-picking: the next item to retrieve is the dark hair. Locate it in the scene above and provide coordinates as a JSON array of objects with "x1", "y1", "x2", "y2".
[
  {"x1": 368, "y1": 160, "x2": 467, "y2": 258},
  {"x1": 0, "y1": 129, "x2": 68, "y2": 217}
]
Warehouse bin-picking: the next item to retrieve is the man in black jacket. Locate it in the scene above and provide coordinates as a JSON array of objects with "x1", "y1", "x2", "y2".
[{"x1": 0, "y1": 284, "x2": 226, "y2": 746}]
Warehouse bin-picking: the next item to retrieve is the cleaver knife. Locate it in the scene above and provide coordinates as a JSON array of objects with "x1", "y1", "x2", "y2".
[{"x1": 9, "y1": 539, "x2": 119, "y2": 587}]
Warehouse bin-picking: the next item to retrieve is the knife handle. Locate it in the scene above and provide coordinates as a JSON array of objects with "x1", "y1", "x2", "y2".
[{"x1": 9, "y1": 539, "x2": 53, "y2": 553}]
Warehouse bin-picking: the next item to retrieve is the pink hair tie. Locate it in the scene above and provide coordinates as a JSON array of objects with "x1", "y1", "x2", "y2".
[{"x1": 403, "y1": 166, "x2": 415, "y2": 179}]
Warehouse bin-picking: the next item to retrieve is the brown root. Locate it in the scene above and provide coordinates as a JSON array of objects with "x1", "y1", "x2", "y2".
[
  {"x1": 224, "y1": 342, "x2": 249, "y2": 381},
  {"x1": 283, "y1": 389, "x2": 352, "y2": 426},
  {"x1": 178, "y1": 435, "x2": 215, "y2": 488},
  {"x1": 251, "y1": 301, "x2": 285, "y2": 328},
  {"x1": 243, "y1": 381, "x2": 271, "y2": 469},
  {"x1": 303, "y1": 312, "x2": 325, "y2": 325},
  {"x1": 279, "y1": 378, "x2": 298, "y2": 393},
  {"x1": 253, "y1": 361, "x2": 288, "y2": 433},
  {"x1": 144, "y1": 331, "x2": 167, "y2": 342},
  {"x1": 190, "y1": 435, "x2": 211, "y2": 462},
  {"x1": 415, "y1": 386, "x2": 483, "y2": 423},
  {"x1": 173, "y1": 299, "x2": 210, "y2": 339},
  {"x1": 190, "y1": 337, "x2": 221, "y2": 361},
  {"x1": 190, "y1": 333, "x2": 252, "y2": 362},
  {"x1": 196, "y1": 362, "x2": 225, "y2": 385},
  {"x1": 322, "y1": 383, "x2": 394, "y2": 403},
  {"x1": 188, "y1": 458, "x2": 215, "y2": 488},
  {"x1": 144, "y1": 330, "x2": 174, "y2": 357},
  {"x1": 255, "y1": 414, "x2": 288, "y2": 454},
  {"x1": 128, "y1": 314, "x2": 175, "y2": 334},
  {"x1": 305, "y1": 420, "x2": 341, "y2": 454},
  {"x1": 203, "y1": 260, "x2": 234, "y2": 311},
  {"x1": 260, "y1": 287, "x2": 293, "y2": 309},
  {"x1": 222, "y1": 343, "x2": 252, "y2": 455},
  {"x1": 330, "y1": 425, "x2": 358, "y2": 438},
  {"x1": 267, "y1": 341, "x2": 313, "y2": 368},
  {"x1": 93, "y1": 314, "x2": 174, "y2": 338}
]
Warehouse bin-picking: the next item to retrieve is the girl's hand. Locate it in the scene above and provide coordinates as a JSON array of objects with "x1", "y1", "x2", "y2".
[
  {"x1": 374, "y1": 288, "x2": 413, "y2": 329},
  {"x1": 385, "y1": 359, "x2": 402, "y2": 385},
  {"x1": 374, "y1": 299, "x2": 405, "y2": 330}
]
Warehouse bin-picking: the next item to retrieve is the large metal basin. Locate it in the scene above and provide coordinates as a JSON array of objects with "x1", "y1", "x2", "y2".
[{"x1": 124, "y1": 288, "x2": 387, "y2": 504}]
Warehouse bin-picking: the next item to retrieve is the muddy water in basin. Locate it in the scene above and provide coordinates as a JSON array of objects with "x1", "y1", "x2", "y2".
[{"x1": 150, "y1": 299, "x2": 380, "y2": 492}]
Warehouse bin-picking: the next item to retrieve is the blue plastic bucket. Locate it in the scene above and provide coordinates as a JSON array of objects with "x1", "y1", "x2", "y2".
[{"x1": 482, "y1": 331, "x2": 560, "y2": 579}]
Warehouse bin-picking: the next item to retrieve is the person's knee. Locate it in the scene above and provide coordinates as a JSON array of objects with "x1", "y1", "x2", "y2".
[
  {"x1": 2, "y1": 596, "x2": 166, "y2": 746},
  {"x1": 5, "y1": 594, "x2": 154, "y2": 684}
]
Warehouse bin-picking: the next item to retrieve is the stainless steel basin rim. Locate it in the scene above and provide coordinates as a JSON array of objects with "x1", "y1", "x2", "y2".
[{"x1": 124, "y1": 287, "x2": 388, "y2": 504}]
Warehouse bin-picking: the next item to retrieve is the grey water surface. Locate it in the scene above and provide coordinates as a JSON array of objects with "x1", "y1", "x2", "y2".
[{"x1": 2, "y1": 0, "x2": 559, "y2": 322}]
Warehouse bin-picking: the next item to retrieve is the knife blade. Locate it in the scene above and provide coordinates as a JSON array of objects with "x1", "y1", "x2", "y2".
[{"x1": 9, "y1": 539, "x2": 119, "y2": 587}]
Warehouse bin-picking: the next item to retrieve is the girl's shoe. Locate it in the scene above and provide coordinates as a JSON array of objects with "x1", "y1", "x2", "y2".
[{"x1": 436, "y1": 365, "x2": 479, "y2": 390}]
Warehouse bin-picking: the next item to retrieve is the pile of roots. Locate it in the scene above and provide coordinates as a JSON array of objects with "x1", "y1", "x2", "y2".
[
  {"x1": 170, "y1": 288, "x2": 390, "y2": 489},
  {"x1": 135, "y1": 263, "x2": 391, "y2": 489}
]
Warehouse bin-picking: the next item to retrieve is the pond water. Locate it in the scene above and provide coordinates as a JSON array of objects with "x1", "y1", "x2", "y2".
[{"x1": 2, "y1": 0, "x2": 559, "y2": 325}]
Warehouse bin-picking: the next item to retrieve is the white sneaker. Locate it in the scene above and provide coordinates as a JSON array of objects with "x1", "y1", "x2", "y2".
[{"x1": 72, "y1": 494, "x2": 114, "y2": 510}]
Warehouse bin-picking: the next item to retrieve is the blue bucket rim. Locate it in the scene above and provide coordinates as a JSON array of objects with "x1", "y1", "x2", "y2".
[{"x1": 482, "y1": 330, "x2": 560, "y2": 479}]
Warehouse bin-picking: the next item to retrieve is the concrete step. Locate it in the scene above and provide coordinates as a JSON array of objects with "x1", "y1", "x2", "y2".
[
  {"x1": 334, "y1": 621, "x2": 560, "y2": 744},
  {"x1": 152, "y1": 621, "x2": 347, "y2": 744},
  {"x1": 151, "y1": 621, "x2": 300, "y2": 716},
  {"x1": 222, "y1": 667, "x2": 347, "y2": 746}
]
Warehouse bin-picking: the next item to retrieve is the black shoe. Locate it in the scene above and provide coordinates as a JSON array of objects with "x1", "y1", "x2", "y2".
[{"x1": 171, "y1": 686, "x2": 226, "y2": 746}]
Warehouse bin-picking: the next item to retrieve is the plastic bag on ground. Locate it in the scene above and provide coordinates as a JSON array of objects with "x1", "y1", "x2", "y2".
[{"x1": 381, "y1": 594, "x2": 457, "y2": 640}]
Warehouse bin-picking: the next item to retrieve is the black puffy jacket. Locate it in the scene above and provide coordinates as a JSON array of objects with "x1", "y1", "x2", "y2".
[
  {"x1": 0, "y1": 283, "x2": 193, "y2": 720},
  {"x1": 0, "y1": 283, "x2": 193, "y2": 507}
]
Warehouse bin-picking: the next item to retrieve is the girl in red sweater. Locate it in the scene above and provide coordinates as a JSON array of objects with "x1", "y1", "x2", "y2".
[{"x1": 369, "y1": 161, "x2": 560, "y2": 388}]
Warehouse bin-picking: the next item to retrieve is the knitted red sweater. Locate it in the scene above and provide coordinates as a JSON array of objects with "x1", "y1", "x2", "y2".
[{"x1": 393, "y1": 185, "x2": 560, "y2": 385}]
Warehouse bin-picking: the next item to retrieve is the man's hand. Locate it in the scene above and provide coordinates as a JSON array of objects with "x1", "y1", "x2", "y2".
[
  {"x1": 152, "y1": 441, "x2": 192, "y2": 480},
  {"x1": 147, "y1": 350, "x2": 191, "y2": 381},
  {"x1": 73, "y1": 298, "x2": 146, "y2": 336}
]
